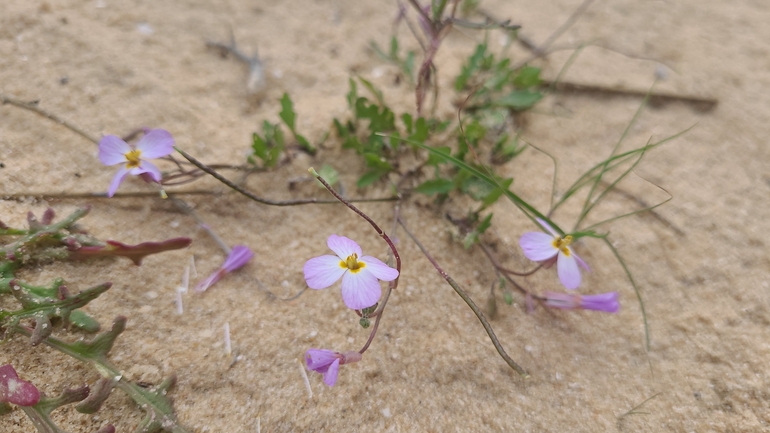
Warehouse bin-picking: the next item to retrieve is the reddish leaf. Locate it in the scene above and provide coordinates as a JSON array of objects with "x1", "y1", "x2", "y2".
[
  {"x1": 0, "y1": 364, "x2": 41, "y2": 406},
  {"x1": 70, "y1": 237, "x2": 192, "y2": 265}
]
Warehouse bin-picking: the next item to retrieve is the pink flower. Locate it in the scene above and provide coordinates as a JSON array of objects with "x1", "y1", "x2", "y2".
[
  {"x1": 303, "y1": 235, "x2": 399, "y2": 310},
  {"x1": 195, "y1": 245, "x2": 254, "y2": 292},
  {"x1": 543, "y1": 291, "x2": 619, "y2": 313},
  {"x1": 519, "y1": 218, "x2": 589, "y2": 290},
  {"x1": 0, "y1": 364, "x2": 40, "y2": 406},
  {"x1": 305, "y1": 348, "x2": 362, "y2": 387},
  {"x1": 98, "y1": 129, "x2": 175, "y2": 197}
]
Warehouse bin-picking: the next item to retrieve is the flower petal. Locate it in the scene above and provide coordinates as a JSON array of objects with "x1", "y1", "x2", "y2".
[
  {"x1": 135, "y1": 129, "x2": 175, "y2": 159},
  {"x1": 543, "y1": 292, "x2": 579, "y2": 310},
  {"x1": 580, "y1": 292, "x2": 619, "y2": 313},
  {"x1": 222, "y1": 245, "x2": 254, "y2": 272},
  {"x1": 574, "y1": 252, "x2": 590, "y2": 271},
  {"x1": 194, "y1": 269, "x2": 224, "y2": 292},
  {"x1": 107, "y1": 166, "x2": 131, "y2": 197},
  {"x1": 340, "y1": 269, "x2": 381, "y2": 310},
  {"x1": 132, "y1": 160, "x2": 163, "y2": 182},
  {"x1": 535, "y1": 218, "x2": 559, "y2": 237},
  {"x1": 98, "y1": 135, "x2": 131, "y2": 166},
  {"x1": 359, "y1": 256, "x2": 399, "y2": 281},
  {"x1": 326, "y1": 234, "x2": 362, "y2": 260},
  {"x1": 304, "y1": 255, "x2": 346, "y2": 290},
  {"x1": 323, "y1": 358, "x2": 340, "y2": 387},
  {"x1": 557, "y1": 249, "x2": 581, "y2": 290},
  {"x1": 305, "y1": 348, "x2": 338, "y2": 372},
  {"x1": 519, "y1": 232, "x2": 558, "y2": 261}
]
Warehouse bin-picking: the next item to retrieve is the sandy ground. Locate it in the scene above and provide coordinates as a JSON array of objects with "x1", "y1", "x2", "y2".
[{"x1": 1, "y1": 0, "x2": 769, "y2": 432}]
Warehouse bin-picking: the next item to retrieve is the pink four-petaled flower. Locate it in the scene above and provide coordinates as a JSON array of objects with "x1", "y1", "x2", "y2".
[
  {"x1": 519, "y1": 218, "x2": 589, "y2": 290},
  {"x1": 305, "y1": 348, "x2": 362, "y2": 387},
  {"x1": 303, "y1": 235, "x2": 399, "y2": 310},
  {"x1": 98, "y1": 129, "x2": 175, "y2": 197}
]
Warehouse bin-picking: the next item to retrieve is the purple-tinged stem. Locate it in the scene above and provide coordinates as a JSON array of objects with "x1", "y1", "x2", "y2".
[
  {"x1": 309, "y1": 168, "x2": 401, "y2": 355},
  {"x1": 398, "y1": 217, "x2": 528, "y2": 377}
]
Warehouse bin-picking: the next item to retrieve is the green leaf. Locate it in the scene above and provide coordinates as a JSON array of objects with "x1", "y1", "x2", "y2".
[
  {"x1": 279, "y1": 93, "x2": 315, "y2": 154},
  {"x1": 494, "y1": 90, "x2": 543, "y2": 110},
  {"x1": 492, "y1": 134, "x2": 526, "y2": 164},
  {"x1": 461, "y1": 175, "x2": 497, "y2": 201},
  {"x1": 513, "y1": 66, "x2": 542, "y2": 88},
  {"x1": 316, "y1": 164, "x2": 339, "y2": 187},
  {"x1": 251, "y1": 133, "x2": 267, "y2": 159},
  {"x1": 389, "y1": 36, "x2": 399, "y2": 58},
  {"x1": 425, "y1": 145, "x2": 451, "y2": 167},
  {"x1": 464, "y1": 213, "x2": 493, "y2": 249},
  {"x1": 401, "y1": 113, "x2": 413, "y2": 133},
  {"x1": 404, "y1": 51, "x2": 415, "y2": 81},
  {"x1": 69, "y1": 310, "x2": 101, "y2": 333},
  {"x1": 364, "y1": 152, "x2": 392, "y2": 171},
  {"x1": 380, "y1": 132, "x2": 560, "y2": 233},
  {"x1": 279, "y1": 93, "x2": 297, "y2": 131},
  {"x1": 346, "y1": 78, "x2": 358, "y2": 109},
  {"x1": 1, "y1": 282, "x2": 112, "y2": 344},
  {"x1": 409, "y1": 117, "x2": 429, "y2": 144},
  {"x1": 355, "y1": 97, "x2": 396, "y2": 134},
  {"x1": 357, "y1": 76, "x2": 385, "y2": 106},
  {"x1": 413, "y1": 178, "x2": 455, "y2": 195},
  {"x1": 357, "y1": 170, "x2": 387, "y2": 188},
  {"x1": 480, "y1": 177, "x2": 513, "y2": 210},
  {"x1": 503, "y1": 290, "x2": 513, "y2": 305},
  {"x1": 455, "y1": 42, "x2": 488, "y2": 90},
  {"x1": 463, "y1": 119, "x2": 486, "y2": 144}
]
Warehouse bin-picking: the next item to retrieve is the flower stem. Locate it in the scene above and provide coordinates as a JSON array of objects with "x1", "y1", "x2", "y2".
[
  {"x1": 397, "y1": 217, "x2": 528, "y2": 377},
  {"x1": 309, "y1": 167, "x2": 402, "y2": 355},
  {"x1": 175, "y1": 148, "x2": 396, "y2": 206}
]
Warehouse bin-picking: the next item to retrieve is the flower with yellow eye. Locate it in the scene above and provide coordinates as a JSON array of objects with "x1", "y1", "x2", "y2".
[
  {"x1": 303, "y1": 234, "x2": 399, "y2": 310},
  {"x1": 519, "y1": 218, "x2": 589, "y2": 290},
  {"x1": 98, "y1": 129, "x2": 174, "y2": 197}
]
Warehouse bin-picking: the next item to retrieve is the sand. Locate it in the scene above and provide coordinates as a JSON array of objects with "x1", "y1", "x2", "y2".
[{"x1": 1, "y1": 0, "x2": 769, "y2": 432}]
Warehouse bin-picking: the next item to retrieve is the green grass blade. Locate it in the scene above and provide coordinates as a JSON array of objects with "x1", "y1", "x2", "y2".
[{"x1": 603, "y1": 236, "x2": 650, "y2": 351}]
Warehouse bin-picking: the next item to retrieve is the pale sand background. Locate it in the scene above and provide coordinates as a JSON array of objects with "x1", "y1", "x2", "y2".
[{"x1": 2, "y1": 0, "x2": 769, "y2": 432}]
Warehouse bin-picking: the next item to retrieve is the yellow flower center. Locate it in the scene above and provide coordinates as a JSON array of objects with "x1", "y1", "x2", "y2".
[
  {"x1": 552, "y1": 235, "x2": 573, "y2": 257},
  {"x1": 125, "y1": 149, "x2": 142, "y2": 169},
  {"x1": 340, "y1": 253, "x2": 366, "y2": 274}
]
